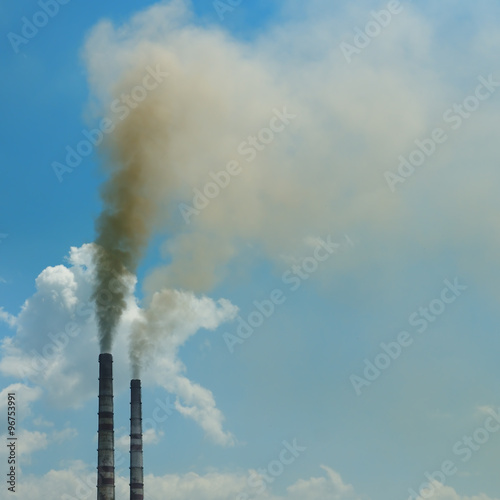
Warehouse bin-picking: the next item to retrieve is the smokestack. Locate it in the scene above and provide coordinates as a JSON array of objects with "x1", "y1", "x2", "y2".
[
  {"x1": 130, "y1": 379, "x2": 144, "y2": 500},
  {"x1": 97, "y1": 353, "x2": 115, "y2": 500}
]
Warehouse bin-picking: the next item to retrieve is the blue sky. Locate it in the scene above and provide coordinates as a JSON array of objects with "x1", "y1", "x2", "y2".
[{"x1": 1, "y1": 1, "x2": 500, "y2": 499}]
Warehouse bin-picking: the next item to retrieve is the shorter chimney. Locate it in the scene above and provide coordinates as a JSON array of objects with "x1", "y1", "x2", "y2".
[{"x1": 130, "y1": 379, "x2": 144, "y2": 500}]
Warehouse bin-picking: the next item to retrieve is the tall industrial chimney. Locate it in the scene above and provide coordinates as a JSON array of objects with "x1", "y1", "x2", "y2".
[
  {"x1": 130, "y1": 379, "x2": 144, "y2": 500},
  {"x1": 97, "y1": 353, "x2": 115, "y2": 500}
]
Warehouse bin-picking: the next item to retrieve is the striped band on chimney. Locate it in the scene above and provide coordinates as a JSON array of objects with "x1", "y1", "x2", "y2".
[
  {"x1": 97, "y1": 353, "x2": 115, "y2": 500},
  {"x1": 130, "y1": 379, "x2": 144, "y2": 500}
]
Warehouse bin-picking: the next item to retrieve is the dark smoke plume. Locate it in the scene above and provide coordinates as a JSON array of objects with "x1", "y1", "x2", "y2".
[{"x1": 92, "y1": 82, "x2": 164, "y2": 353}]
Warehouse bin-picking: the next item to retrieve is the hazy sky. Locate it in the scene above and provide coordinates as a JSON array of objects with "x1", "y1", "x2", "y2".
[{"x1": 1, "y1": 1, "x2": 500, "y2": 499}]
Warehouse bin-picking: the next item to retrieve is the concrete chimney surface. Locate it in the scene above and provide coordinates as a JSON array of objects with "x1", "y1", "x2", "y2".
[
  {"x1": 130, "y1": 379, "x2": 144, "y2": 500},
  {"x1": 98, "y1": 353, "x2": 115, "y2": 500}
]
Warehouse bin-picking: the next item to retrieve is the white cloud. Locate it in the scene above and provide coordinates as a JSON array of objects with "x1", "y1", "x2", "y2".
[
  {"x1": 143, "y1": 427, "x2": 164, "y2": 446},
  {"x1": 0, "y1": 425, "x2": 75, "y2": 471},
  {"x1": 13, "y1": 465, "x2": 500, "y2": 500},
  {"x1": 135, "y1": 471, "x2": 248, "y2": 500},
  {"x1": 0, "y1": 383, "x2": 42, "y2": 420},
  {"x1": 132, "y1": 289, "x2": 238, "y2": 446},
  {"x1": 0, "y1": 245, "x2": 102, "y2": 408},
  {"x1": 172, "y1": 374, "x2": 234, "y2": 446},
  {"x1": 78, "y1": 0, "x2": 500, "y2": 309},
  {"x1": 116, "y1": 427, "x2": 164, "y2": 454},
  {"x1": 17, "y1": 460, "x2": 96, "y2": 500},
  {"x1": 0, "y1": 383, "x2": 75, "y2": 467},
  {"x1": 286, "y1": 466, "x2": 360, "y2": 500},
  {"x1": 0, "y1": 430, "x2": 49, "y2": 467},
  {"x1": 115, "y1": 433, "x2": 128, "y2": 452},
  {"x1": 4, "y1": 1, "x2": 500, "y2": 498},
  {"x1": 52, "y1": 428, "x2": 78, "y2": 444},
  {"x1": 0, "y1": 244, "x2": 238, "y2": 445},
  {"x1": 0, "y1": 307, "x2": 16, "y2": 328},
  {"x1": 12, "y1": 464, "x2": 361, "y2": 500},
  {"x1": 32, "y1": 416, "x2": 54, "y2": 428},
  {"x1": 413, "y1": 481, "x2": 499, "y2": 500},
  {"x1": 17, "y1": 430, "x2": 49, "y2": 462}
]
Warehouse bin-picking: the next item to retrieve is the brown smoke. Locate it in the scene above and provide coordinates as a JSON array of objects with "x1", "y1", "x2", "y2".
[
  {"x1": 83, "y1": 2, "x2": 499, "y2": 363},
  {"x1": 92, "y1": 67, "x2": 170, "y2": 353}
]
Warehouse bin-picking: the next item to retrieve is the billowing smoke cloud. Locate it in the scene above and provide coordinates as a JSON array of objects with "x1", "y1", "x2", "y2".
[
  {"x1": 92, "y1": 222, "x2": 145, "y2": 354},
  {"x1": 129, "y1": 288, "x2": 238, "y2": 446},
  {"x1": 0, "y1": 244, "x2": 237, "y2": 443},
  {"x1": 90, "y1": 57, "x2": 174, "y2": 353},
  {"x1": 83, "y1": 0, "x2": 500, "y2": 367},
  {"x1": 130, "y1": 289, "x2": 237, "y2": 378},
  {"x1": 82, "y1": 1, "x2": 427, "y2": 301}
]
